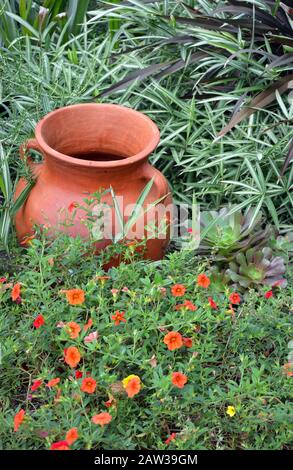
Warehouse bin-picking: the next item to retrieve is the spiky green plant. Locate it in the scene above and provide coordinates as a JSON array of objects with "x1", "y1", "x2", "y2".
[
  {"x1": 226, "y1": 247, "x2": 287, "y2": 289},
  {"x1": 0, "y1": 143, "x2": 34, "y2": 251},
  {"x1": 0, "y1": 0, "x2": 90, "y2": 47},
  {"x1": 198, "y1": 207, "x2": 272, "y2": 260}
]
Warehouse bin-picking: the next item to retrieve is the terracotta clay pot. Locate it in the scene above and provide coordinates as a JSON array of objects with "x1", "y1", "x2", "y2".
[{"x1": 14, "y1": 103, "x2": 172, "y2": 265}]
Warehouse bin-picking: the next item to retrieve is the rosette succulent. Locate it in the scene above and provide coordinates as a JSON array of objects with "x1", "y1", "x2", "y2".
[
  {"x1": 199, "y1": 207, "x2": 272, "y2": 261},
  {"x1": 226, "y1": 247, "x2": 287, "y2": 289},
  {"x1": 270, "y1": 232, "x2": 293, "y2": 262}
]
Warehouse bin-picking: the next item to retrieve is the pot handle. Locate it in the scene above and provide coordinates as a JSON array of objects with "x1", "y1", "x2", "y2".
[{"x1": 19, "y1": 138, "x2": 43, "y2": 172}]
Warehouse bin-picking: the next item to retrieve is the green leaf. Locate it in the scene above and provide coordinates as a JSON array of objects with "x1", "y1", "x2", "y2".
[
  {"x1": 5, "y1": 11, "x2": 40, "y2": 37},
  {"x1": 218, "y1": 74, "x2": 293, "y2": 137},
  {"x1": 10, "y1": 179, "x2": 35, "y2": 216}
]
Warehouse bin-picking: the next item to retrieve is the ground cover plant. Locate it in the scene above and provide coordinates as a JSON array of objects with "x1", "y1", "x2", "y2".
[
  {"x1": 0, "y1": 0, "x2": 292, "y2": 451},
  {"x1": 0, "y1": 235, "x2": 292, "y2": 450}
]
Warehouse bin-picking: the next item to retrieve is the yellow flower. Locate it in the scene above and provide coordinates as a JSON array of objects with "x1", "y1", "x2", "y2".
[
  {"x1": 226, "y1": 405, "x2": 236, "y2": 417},
  {"x1": 122, "y1": 374, "x2": 140, "y2": 389}
]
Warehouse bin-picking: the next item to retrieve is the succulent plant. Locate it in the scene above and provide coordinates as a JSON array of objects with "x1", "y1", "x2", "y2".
[
  {"x1": 269, "y1": 232, "x2": 293, "y2": 262},
  {"x1": 226, "y1": 247, "x2": 287, "y2": 289},
  {"x1": 199, "y1": 207, "x2": 272, "y2": 261}
]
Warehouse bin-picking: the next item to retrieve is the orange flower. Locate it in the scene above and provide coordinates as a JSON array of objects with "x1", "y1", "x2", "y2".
[
  {"x1": 171, "y1": 284, "x2": 186, "y2": 297},
  {"x1": 14, "y1": 409, "x2": 25, "y2": 432},
  {"x1": 33, "y1": 314, "x2": 45, "y2": 329},
  {"x1": 172, "y1": 372, "x2": 188, "y2": 389},
  {"x1": 92, "y1": 412, "x2": 112, "y2": 426},
  {"x1": 175, "y1": 300, "x2": 197, "y2": 311},
  {"x1": 66, "y1": 427, "x2": 78, "y2": 445},
  {"x1": 111, "y1": 311, "x2": 126, "y2": 326},
  {"x1": 66, "y1": 321, "x2": 81, "y2": 339},
  {"x1": 47, "y1": 378, "x2": 60, "y2": 388},
  {"x1": 81, "y1": 377, "x2": 97, "y2": 394},
  {"x1": 229, "y1": 292, "x2": 241, "y2": 305},
  {"x1": 122, "y1": 375, "x2": 141, "y2": 398},
  {"x1": 20, "y1": 234, "x2": 35, "y2": 246},
  {"x1": 65, "y1": 289, "x2": 85, "y2": 305},
  {"x1": 50, "y1": 440, "x2": 70, "y2": 450},
  {"x1": 83, "y1": 318, "x2": 93, "y2": 331},
  {"x1": 163, "y1": 331, "x2": 183, "y2": 351},
  {"x1": 11, "y1": 282, "x2": 21, "y2": 302},
  {"x1": 64, "y1": 346, "x2": 81, "y2": 368},
  {"x1": 197, "y1": 274, "x2": 210, "y2": 288}
]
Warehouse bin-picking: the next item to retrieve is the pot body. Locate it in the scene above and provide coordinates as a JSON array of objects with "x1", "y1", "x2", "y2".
[{"x1": 14, "y1": 104, "x2": 172, "y2": 263}]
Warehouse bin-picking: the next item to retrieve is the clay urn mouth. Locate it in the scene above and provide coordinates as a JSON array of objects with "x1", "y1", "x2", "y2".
[{"x1": 35, "y1": 103, "x2": 160, "y2": 169}]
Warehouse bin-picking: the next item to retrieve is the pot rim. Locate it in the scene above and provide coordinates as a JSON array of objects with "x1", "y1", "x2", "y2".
[{"x1": 35, "y1": 103, "x2": 160, "y2": 168}]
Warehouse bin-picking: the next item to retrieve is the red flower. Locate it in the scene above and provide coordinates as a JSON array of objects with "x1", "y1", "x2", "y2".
[
  {"x1": 208, "y1": 297, "x2": 218, "y2": 309},
  {"x1": 183, "y1": 337, "x2": 193, "y2": 348},
  {"x1": 165, "y1": 432, "x2": 176, "y2": 445},
  {"x1": 197, "y1": 274, "x2": 210, "y2": 288},
  {"x1": 11, "y1": 282, "x2": 21, "y2": 302},
  {"x1": 171, "y1": 284, "x2": 186, "y2": 297},
  {"x1": 66, "y1": 427, "x2": 78, "y2": 445},
  {"x1": 14, "y1": 409, "x2": 25, "y2": 432},
  {"x1": 47, "y1": 378, "x2": 60, "y2": 388},
  {"x1": 31, "y1": 379, "x2": 42, "y2": 391},
  {"x1": 163, "y1": 331, "x2": 183, "y2": 351},
  {"x1": 92, "y1": 412, "x2": 112, "y2": 426},
  {"x1": 50, "y1": 440, "x2": 70, "y2": 451},
  {"x1": 105, "y1": 399, "x2": 115, "y2": 408},
  {"x1": 111, "y1": 311, "x2": 126, "y2": 326},
  {"x1": 81, "y1": 377, "x2": 97, "y2": 394},
  {"x1": 172, "y1": 372, "x2": 188, "y2": 389},
  {"x1": 0, "y1": 277, "x2": 7, "y2": 283},
  {"x1": 68, "y1": 201, "x2": 79, "y2": 213},
  {"x1": 229, "y1": 292, "x2": 241, "y2": 305},
  {"x1": 264, "y1": 290, "x2": 273, "y2": 299},
  {"x1": 33, "y1": 314, "x2": 45, "y2": 329},
  {"x1": 75, "y1": 370, "x2": 83, "y2": 379}
]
